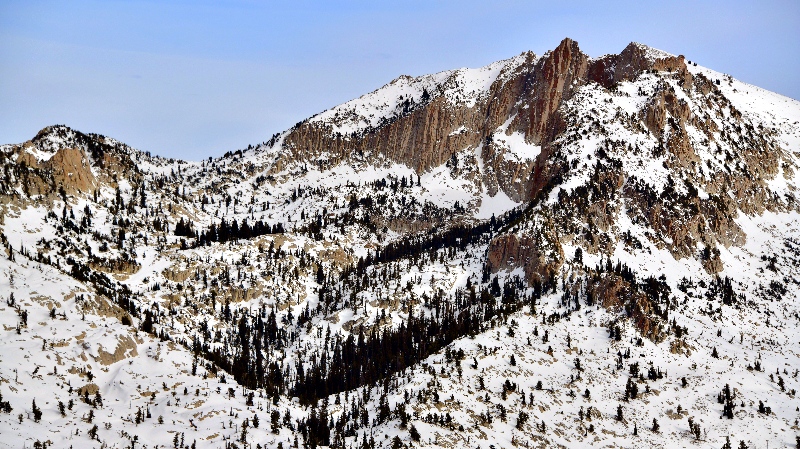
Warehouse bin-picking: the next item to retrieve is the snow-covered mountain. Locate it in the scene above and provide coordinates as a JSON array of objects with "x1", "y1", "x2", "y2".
[{"x1": 1, "y1": 38, "x2": 800, "y2": 449}]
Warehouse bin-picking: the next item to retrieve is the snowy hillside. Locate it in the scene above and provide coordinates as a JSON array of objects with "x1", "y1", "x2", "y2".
[
  {"x1": 1, "y1": 38, "x2": 799, "y2": 449},
  {"x1": 309, "y1": 53, "x2": 530, "y2": 135}
]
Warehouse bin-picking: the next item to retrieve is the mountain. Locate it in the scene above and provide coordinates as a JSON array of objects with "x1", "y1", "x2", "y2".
[{"x1": 1, "y1": 38, "x2": 799, "y2": 449}]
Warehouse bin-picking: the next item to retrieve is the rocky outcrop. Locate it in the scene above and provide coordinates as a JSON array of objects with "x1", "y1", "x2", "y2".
[
  {"x1": 455, "y1": 35, "x2": 793, "y2": 282},
  {"x1": 77, "y1": 383, "x2": 100, "y2": 396},
  {"x1": 95, "y1": 334, "x2": 139, "y2": 366},
  {"x1": 486, "y1": 218, "x2": 564, "y2": 284},
  {"x1": 614, "y1": 43, "x2": 691, "y2": 86},
  {"x1": 278, "y1": 38, "x2": 690, "y2": 202},
  {"x1": 587, "y1": 42, "x2": 692, "y2": 90},
  {"x1": 3, "y1": 125, "x2": 146, "y2": 202},
  {"x1": 512, "y1": 38, "x2": 589, "y2": 145},
  {"x1": 88, "y1": 255, "x2": 141, "y2": 276},
  {"x1": 587, "y1": 273, "x2": 665, "y2": 342},
  {"x1": 279, "y1": 93, "x2": 488, "y2": 174},
  {"x1": 47, "y1": 147, "x2": 97, "y2": 195}
]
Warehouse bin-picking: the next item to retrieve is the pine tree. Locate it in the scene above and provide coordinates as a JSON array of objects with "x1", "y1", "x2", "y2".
[
  {"x1": 316, "y1": 265, "x2": 325, "y2": 284},
  {"x1": 516, "y1": 410, "x2": 528, "y2": 430},
  {"x1": 409, "y1": 424, "x2": 421, "y2": 441},
  {"x1": 271, "y1": 410, "x2": 280, "y2": 434},
  {"x1": 720, "y1": 383, "x2": 736, "y2": 419},
  {"x1": 722, "y1": 436, "x2": 732, "y2": 449},
  {"x1": 688, "y1": 417, "x2": 702, "y2": 440},
  {"x1": 31, "y1": 399, "x2": 42, "y2": 422}
]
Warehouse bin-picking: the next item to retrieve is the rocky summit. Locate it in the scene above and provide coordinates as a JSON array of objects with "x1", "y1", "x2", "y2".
[{"x1": 1, "y1": 38, "x2": 799, "y2": 448}]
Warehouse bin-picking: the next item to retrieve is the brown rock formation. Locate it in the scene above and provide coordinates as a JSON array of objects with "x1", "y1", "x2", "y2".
[
  {"x1": 46, "y1": 147, "x2": 97, "y2": 195},
  {"x1": 486, "y1": 219, "x2": 563, "y2": 284},
  {"x1": 278, "y1": 38, "x2": 689, "y2": 202},
  {"x1": 587, "y1": 273, "x2": 665, "y2": 341},
  {"x1": 95, "y1": 334, "x2": 139, "y2": 366},
  {"x1": 3, "y1": 126, "x2": 142, "y2": 200},
  {"x1": 513, "y1": 38, "x2": 589, "y2": 145}
]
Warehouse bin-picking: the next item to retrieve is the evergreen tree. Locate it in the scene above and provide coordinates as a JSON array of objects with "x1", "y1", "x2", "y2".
[
  {"x1": 271, "y1": 410, "x2": 281, "y2": 434},
  {"x1": 409, "y1": 424, "x2": 421, "y2": 441},
  {"x1": 31, "y1": 399, "x2": 42, "y2": 422},
  {"x1": 722, "y1": 436, "x2": 732, "y2": 449}
]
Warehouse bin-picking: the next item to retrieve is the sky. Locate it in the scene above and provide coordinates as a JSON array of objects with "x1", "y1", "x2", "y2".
[{"x1": 1, "y1": 1, "x2": 798, "y2": 160}]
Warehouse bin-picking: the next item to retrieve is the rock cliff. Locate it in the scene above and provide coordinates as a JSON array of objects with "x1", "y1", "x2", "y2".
[{"x1": 277, "y1": 39, "x2": 701, "y2": 202}]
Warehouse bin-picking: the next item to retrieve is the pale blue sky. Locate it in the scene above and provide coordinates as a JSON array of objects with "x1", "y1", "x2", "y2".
[{"x1": 1, "y1": 1, "x2": 798, "y2": 160}]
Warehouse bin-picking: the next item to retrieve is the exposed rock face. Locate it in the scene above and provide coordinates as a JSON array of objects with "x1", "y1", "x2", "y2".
[
  {"x1": 477, "y1": 40, "x2": 796, "y2": 282},
  {"x1": 46, "y1": 147, "x2": 97, "y2": 195},
  {"x1": 4, "y1": 40, "x2": 787, "y2": 289},
  {"x1": 1, "y1": 125, "x2": 141, "y2": 200},
  {"x1": 96, "y1": 334, "x2": 140, "y2": 366},
  {"x1": 486, "y1": 218, "x2": 563, "y2": 284},
  {"x1": 278, "y1": 39, "x2": 691, "y2": 202},
  {"x1": 612, "y1": 42, "x2": 691, "y2": 86},
  {"x1": 513, "y1": 38, "x2": 589, "y2": 145},
  {"x1": 280, "y1": 92, "x2": 486, "y2": 174},
  {"x1": 486, "y1": 234, "x2": 554, "y2": 282},
  {"x1": 586, "y1": 273, "x2": 664, "y2": 341},
  {"x1": 77, "y1": 383, "x2": 100, "y2": 396},
  {"x1": 89, "y1": 255, "x2": 141, "y2": 276}
]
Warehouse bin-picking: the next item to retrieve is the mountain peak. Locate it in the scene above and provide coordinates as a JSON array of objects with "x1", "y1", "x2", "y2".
[
  {"x1": 277, "y1": 38, "x2": 694, "y2": 192},
  {"x1": 622, "y1": 41, "x2": 676, "y2": 60}
]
